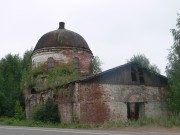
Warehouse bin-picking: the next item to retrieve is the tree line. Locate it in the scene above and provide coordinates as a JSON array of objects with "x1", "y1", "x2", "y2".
[{"x1": 0, "y1": 49, "x2": 32, "y2": 117}]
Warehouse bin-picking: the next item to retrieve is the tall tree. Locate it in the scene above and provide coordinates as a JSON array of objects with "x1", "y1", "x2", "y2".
[
  {"x1": 0, "y1": 54, "x2": 22, "y2": 116},
  {"x1": 0, "y1": 92, "x2": 5, "y2": 115},
  {"x1": 90, "y1": 56, "x2": 102, "y2": 75},
  {"x1": 20, "y1": 49, "x2": 33, "y2": 89},
  {"x1": 128, "y1": 54, "x2": 160, "y2": 74},
  {"x1": 21, "y1": 49, "x2": 33, "y2": 71},
  {"x1": 166, "y1": 14, "x2": 180, "y2": 112},
  {"x1": 0, "y1": 49, "x2": 32, "y2": 117}
]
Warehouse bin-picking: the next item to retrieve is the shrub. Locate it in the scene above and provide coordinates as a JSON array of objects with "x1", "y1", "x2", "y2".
[
  {"x1": 14, "y1": 100, "x2": 25, "y2": 120},
  {"x1": 22, "y1": 64, "x2": 80, "y2": 92},
  {"x1": 48, "y1": 65, "x2": 80, "y2": 89},
  {"x1": 32, "y1": 98, "x2": 59, "y2": 123},
  {"x1": 32, "y1": 105, "x2": 44, "y2": 122}
]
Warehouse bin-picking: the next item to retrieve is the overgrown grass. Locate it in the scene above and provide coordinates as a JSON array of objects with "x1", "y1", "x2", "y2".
[
  {"x1": 0, "y1": 113, "x2": 180, "y2": 129},
  {"x1": 102, "y1": 113, "x2": 180, "y2": 128},
  {"x1": 0, "y1": 117, "x2": 99, "y2": 129}
]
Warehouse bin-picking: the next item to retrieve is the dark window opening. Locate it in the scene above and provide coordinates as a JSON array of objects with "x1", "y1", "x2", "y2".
[
  {"x1": 131, "y1": 67, "x2": 137, "y2": 81},
  {"x1": 138, "y1": 67, "x2": 144, "y2": 84},
  {"x1": 31, "y1": 87, "x2": 37, "y2": 94},
  {"x1": 47, "y1": 57, "x2": 55, "y2": 69},
  {"x1": 131, "y1": 72, "x2": 137, "y2": 81},
  {"x1": 139, "y1": 76, "x2": 145, "y2": 84},
  {"x1": 127, "y1": 102, "x2": 144, "y2": 120},
  {"x1": 138, "y1": 67, "x2": 143, "y2": 75},
  {"x1": 127, "y1": 103, "x2": 130, "y2": 119},
  {"x1": 74, "y1": 57, "x2": 80, "y2": 70}
]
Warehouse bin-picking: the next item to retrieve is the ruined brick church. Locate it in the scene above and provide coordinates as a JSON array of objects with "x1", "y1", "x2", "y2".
[{"x1": 24, "y1": 22, "x2": 168, "y2": 123}]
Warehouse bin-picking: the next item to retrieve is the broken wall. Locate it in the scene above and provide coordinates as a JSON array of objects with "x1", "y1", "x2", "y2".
[
  {"x1": 24, "y1": 87, "x2": 54, "y2": 121},
  {"x1": 25, "y1": 82, "x2": 168, "y2": 123},
  {"x1": 57, "y1": 84, "x2": 75, "y2": 123},
  {"x1": 49, "y1": 82, "x2": 167, "y2": 123}
]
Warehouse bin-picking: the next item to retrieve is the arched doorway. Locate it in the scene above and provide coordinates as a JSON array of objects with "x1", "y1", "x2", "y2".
[{"x1": 126, "y1": 94, "x2": 146, "y2": 120}]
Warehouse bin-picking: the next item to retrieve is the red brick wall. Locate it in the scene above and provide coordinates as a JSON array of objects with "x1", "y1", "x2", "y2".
[
  {"x1": 57, "y1": 83, "x2": 110, "y2": 123},
  {"x1": 33, "y1": 48, "x2": 93, "y2": 74},
  {"x1": 62, "y1": 49, "x2": 93, "y2": 74},
  {"x1": 78, "y1": 83, "x2": 109, "y2": 123}
]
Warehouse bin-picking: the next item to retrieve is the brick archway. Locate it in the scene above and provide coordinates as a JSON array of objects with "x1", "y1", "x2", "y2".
[{"x1": 125, "y1": 93, "x2": 146, "y2": 120}]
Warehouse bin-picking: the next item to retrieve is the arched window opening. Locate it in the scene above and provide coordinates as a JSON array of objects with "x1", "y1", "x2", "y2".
[
  {"x1": 47, "y1": 57, "x2": 55, "y2": 69},
  {"x1": 74, "y1": 57, "x2": 80, "y2": 70}
]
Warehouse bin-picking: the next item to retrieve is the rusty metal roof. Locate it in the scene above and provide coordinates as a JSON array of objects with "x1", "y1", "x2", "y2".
[{"x1": 33, "y1": 22, "x2": 92, "y2": 54}]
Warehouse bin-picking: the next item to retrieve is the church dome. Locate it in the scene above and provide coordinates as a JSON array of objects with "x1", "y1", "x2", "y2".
[{"x1": 32, "y1": 22, "x2": 92, "y2": 55}]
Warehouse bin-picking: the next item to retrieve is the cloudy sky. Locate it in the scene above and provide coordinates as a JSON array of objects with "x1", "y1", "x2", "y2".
[{"x1": 0, "y1": 0, "x2": 180, "y2": 75}]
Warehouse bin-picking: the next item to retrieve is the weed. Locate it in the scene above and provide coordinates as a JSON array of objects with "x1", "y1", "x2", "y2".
[{"x1": 0, "y1": 113, "x2": 180, "y2": 129}]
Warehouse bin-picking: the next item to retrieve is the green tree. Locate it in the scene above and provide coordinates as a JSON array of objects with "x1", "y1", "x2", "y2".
[
  {"x1": 90, "y1": 56, "x2": 102, "y2": 75},
  {"x1": 0, "y1": 92, "x2": 5, "y2": 115},
  {"x1": 21, "y1": 49, "x2": 34, "y2": 88},
  {"x1": 0, "y1": 54, "x2": 22, "y2": 95},
  {"x1": 0, "y1": 49, "x2": 32, "y2": 117},
  {"x1": 21, "y1": 49, "x2": 33, "y2": 71},
  {"x1": 14, "y1": 100, "x2": 25, "y2": 120},
  {"x1": 0, "y1": 54, "x2": 22, "y2": 116},
  {"x1": 166, "y1": 14, "x2": 180, "y2": 113},
  {"x1": 128, "y1": 54, "x2": 160, "y2": 74},
  {"x1": 0, "y1": 67, "x2": 5, "y2": 115}
]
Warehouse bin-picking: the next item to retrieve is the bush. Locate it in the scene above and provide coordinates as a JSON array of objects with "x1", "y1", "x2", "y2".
[
  {"x1": 32, "y1": 98, "x2": 59, "y2": 123},
  {"x1": 22, "y1": 64, "x2": 80, "y2": 92},
  {"x1": 48, "y1": 65, "x2": 80, "y2": 89},
  {"x1": 14, "y1": 100, "x2": 25, "y2": 120},
  {"x1": 32, "y1": 105, "x2": 44, "y2": 122}
]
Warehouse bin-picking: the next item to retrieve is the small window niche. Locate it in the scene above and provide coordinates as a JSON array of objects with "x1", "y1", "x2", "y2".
[
  {"x1": 131, "y1": 66, "x2": 137, "y2": 82},
  {"x1": 47, "y1": 57, "x2": 55, "y2": 69},
  {"x1": 73, "y1": 57, "x2": 80, "y2": 71}
]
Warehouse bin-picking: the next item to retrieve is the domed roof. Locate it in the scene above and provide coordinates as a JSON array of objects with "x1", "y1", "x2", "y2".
[{"x1": 33, "y1": 22, "x2": 92, "y2": 54}]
